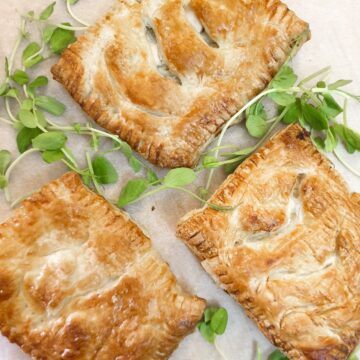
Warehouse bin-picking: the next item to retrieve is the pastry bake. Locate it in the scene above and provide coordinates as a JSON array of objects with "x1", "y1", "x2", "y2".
[
  {"x1": 0, "y1": 173, "x2": 206, "y2": 359},
  {"x1": 52, "y1": 0, "x2": 309, "y2": 168},
  {"x1": 177, "y1": 124, "x2": 360, "y2": 359}
]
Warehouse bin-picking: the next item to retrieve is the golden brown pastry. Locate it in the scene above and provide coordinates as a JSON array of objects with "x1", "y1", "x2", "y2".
[
  {"x1": 52, "y1": 0, "x2": 309, "y2": 168},
  {"x1": 0, "y1": 173, "x2": 206, "y2": 360},
  {"x1": 177, "y1": 124, "x2": 360, "y2": 360}
]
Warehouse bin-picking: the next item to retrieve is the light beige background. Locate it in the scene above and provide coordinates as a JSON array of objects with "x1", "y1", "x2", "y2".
[{"x1": 0, "y1": 1, "x2": 359, "y2": 359}]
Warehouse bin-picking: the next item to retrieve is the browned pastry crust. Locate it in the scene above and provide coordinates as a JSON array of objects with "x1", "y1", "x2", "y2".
[
  {"x1": 51, "y1": 0, "x2": 309, "y2": 168},
  {"x1": 177, "y1": 124, "x2": 360, "y2": 360},
  {"x1": 0, "y1": 173, "x2": 206, "y2": 360}
]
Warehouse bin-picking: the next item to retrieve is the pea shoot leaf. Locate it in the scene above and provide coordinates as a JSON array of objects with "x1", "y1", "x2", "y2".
[
  {"x1": 92, "y1": 156, "x2": 118, "y2": 184},
  {"x1": 29, "y1": 75, "x2": 48, "y2": 90},
  {"x1": 18, "y1": 109, "x2": 37, "y2": 128},
  {"x1": 333, "y1": 124, "x2": 360, "y2": 151},
  {"x1": 49, "y1": 23, "x2": 76, "y2": 55},
  {"x1": 301, "y1": 102, "x2": 328, "y2": 131},
  {"x1": 0, "y1": 83, "x2": 8, "y2": 96},
  {"x1": 11, "y1": 69, "x2": 29, "y2": 85},
  {"x1": 32, "y1": 131, "x2": 67, "y2": 150},
  {"x1": 268, "y1": 92, "x2": 296, "y2": 106},
  {"x1": 35, "y1": 96, "x2": 66, "y2": 116},
  {"x1": 43, "y1": 25, "x2": 57, "y2": 43},
  {"x1": 22, "y1": 42, "x2": 43, "y2": 68},
  {"x1": 246, "y1": 114, "x2": 268, "y2": 138},
  {"x1": 209, "y1": 307, "x2": 228, "y2": 335},
  {"x1": 0, "y1": 150, "x2": 11, "y2": 174},
  {"x1": 129, "y1": 156, "x2": 142, "y2": 173},
  {"x1": 268, "y1": 349, "x2": 289, "y2": 360},
  {"x1": 282, "y1": 100, "x2": 301, "y2": 124},
  {"x1": 202, "y1": 155, "x2": 219, "y2": 169},
  {"x1": 323, "y1": 127, "x2": 338, "y2": 152},
  {"x1": 42, "y1": 150, "x2": 64, "y2": 163},
  {"x1": 319, "y1": 93, "x2": 343, "y2": 118},
  {"x1": 21, "y1": 99, "x2": 33, "y2": 111},
  {"x1": 0, "y1": 175, "x2": 8, "y2": 189},
  {"x1": 163, "y1": 168, "x2": 196, "y2": 188},
  {"x1": 328, "y1": 79, "x2": 352, "y2": 90},
  {"x1": 146, "y1": 169, "x2": 158, "y2": 183},
  {"x1": 118, "y1": 178, "x2": 148, "y2": 208},
  {"x1": 5, "y1": 88, "x2": 19, "y2": 99},
  {"x1": 197, "y1": 306, "x2": 228, "y2": 344},
  {"x1": 198, "y1": 322, "x2": 215, "y2": 344},
  {"x1": 40, "y1": 2, "x2": 56, "y2": 20},
  {"x1": 270, "y1": 66, "x2": 298, "y2": 89},
  {"x1": 68, "y1": 0, "x2": 79, "y2": 5},
  {"x1": 16, "y1": 127, "x2": 42, "y2": 153}
]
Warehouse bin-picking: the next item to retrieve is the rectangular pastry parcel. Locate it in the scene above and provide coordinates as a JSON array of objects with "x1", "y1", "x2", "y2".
[
  {"x1": 0, "y1": 173, "x2": 205, "y2": 359},
  {"x1": 177, "y1": 124, "x2": 360, "y2": 359},
  {"x1": 52, "y1": 0, "x2": 309, "y2": 168}
]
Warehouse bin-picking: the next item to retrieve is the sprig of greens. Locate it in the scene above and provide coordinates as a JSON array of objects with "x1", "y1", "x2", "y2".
[
  {"x1": 197, "y1": 307, "x2": 230, "y2": 360},
  {"x1": 202, "y1": 63, "x2": 360, "y2": 192}
]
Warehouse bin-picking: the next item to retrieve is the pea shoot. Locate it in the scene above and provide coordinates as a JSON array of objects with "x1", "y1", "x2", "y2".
[{"x1": 197, "y1": 307, "x2": 230, "y2": 360}]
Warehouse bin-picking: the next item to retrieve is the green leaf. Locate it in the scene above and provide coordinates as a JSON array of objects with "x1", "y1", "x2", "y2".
[
  {"x1": 146, "y1": 169, "x2": 158, "y2": 183},
  {"x1": 120, "y1": 142, "x2": 133, "y2": 158},
  {"x1": 42, "y1": 150, "x2": 64, "y2": 163},
  {"x1": 35, "y1": 96, "x2": 66, "y2": 116},
  {"x1": 270, "y1": 66, "x2": 298, "y2": 89},
  {"x1": 92, "y1": 156, "x2": 118, "y2": 184},
  {"x1": 21, "y1": 99, "x2": 34, "y2": 111},
  {"x1": 32, "y1": 132, "x2": 67, "y2": 150},
  {"x1": 328, "y1": 79, "x2": 352, "y2": 90},
  {"x1": 16, "y1": 127, "x2": 42, "y2": 153},
  {"x1": 40, "y1": 2, "x2": 56, "y2": 20},
  {"x1": 0, "y1": 150, "x2": 12, "y2": 174},
  {"x1": 268, "y1": 92, "x2": 296, "y2": 106},
  {"x1": 312, "y1": 136, "x2": 325, "y2": 151},
  {"x1": 256, "y1": 345, "x2": 263, "y2": 360},
  {"x1": 225, "y1": 146, "x2": 255, "y2": 157},
  {"x1": 204, "y1": 307, "x2": 218, "y2": 323},
  {"x1": 246, "y1": 114, "x2": 268, "y2": 138},
  {"x1": 18, "y1": 110, "x2": 37, "y2": 128},
  {"x1": 22, "y1": 42, "x2": 44, "y2": 68},
  {"x1": 29, "y1": 76, "x2": 48, "y2": 89},
  {"x1": 5, "y1": 88, "x2": 19, "y2": 99},
  {"x1": 319, "y1": 93, "x2": 342, "y2": 119},
  {"x1": 0, "y1": 83, "x2": 8, "y2": 96},
  {"x1": 283, "y1": 100, "x2": 301, "y2": 124},
  {"x1": 34, "y1": 110, "x2": 48, "y2": 128},
  {"x1": 163, "y1": 168, "x2": 196, "y2": 188},
  {"x1": 202, "y1": 155, "x2": 219, "y2": 169},
  {"x1": 5, "y1": 57, "x2": 9, "y2": 77},
  {"x1": 209, "y1": 307, "x2": 228, "y2": 335},
  {"x1": 248, "y1": 101, "x2": 266, "y2": 118},
  {"x1": 323, "y1": 127, "x2": 338, "y2": 152},
  {"x1": 50, "y1": 24, "x2": 76, "y2": 55},
  {"x1": 301, "y1": 102, "x2": 328, "y2": 131},
  {"x1": 117, "y1": 178, "x2": 148, "y2": 208},
  {"x1": 11, "y1": 69, "x2": 29, "y2": 85},
  {"x1": 198, "y1": 322, "x2": 215, "y2": 344},
  {"x1": 73, "y1": 123, "x2": 82, "y2": 134},
  {"x1": 268, "y1": 349, "x2": 289, "y2": 360},
  {"x1": 129, "y1": 156, "x2": 142, "y2": 173},
  {"x1": 0, "y1": 175, "x2": 8, "y2": 189},
  {"x1": 333, "y1": 124, "x2": 360, "y2": 151},
  {"x1": 224, "y1": 158, "x2": 244, "y2": 174},
  {"x1": 43, "y1": 25, "x2": 57, "y2": 43},
  {"x1": 68, "y1": 0, "x2": 79, "y2": 4}
]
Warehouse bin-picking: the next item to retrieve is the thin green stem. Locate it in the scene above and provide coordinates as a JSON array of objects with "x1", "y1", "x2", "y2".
[
  {"x1": 334, "y1": 149, "x2": 360, "y2": 177},
  {"x1": 3, "y1": 148, "x2": 40, "y2": 202},
  {"x1": 298, "y1": 66, "x2": 332, "y2": 87},
  {"x1": 0, "y1": 117, "x2": 14, "y2": 125},
  {"x1": 85, "y1": 152, "x2": 102, "y2": 194},
  {"x1": 66, "y1": 0, "x2": 90, "y2": 27},
  {"x1": 214, "y1": 339, "x2": 230, "y2": 360},
  {"x1": 120, "y1": 185, "x2": 167, "y2": 207},
  {"x1": 343, "y1": 99, "x2": 349, "y2": 127}
]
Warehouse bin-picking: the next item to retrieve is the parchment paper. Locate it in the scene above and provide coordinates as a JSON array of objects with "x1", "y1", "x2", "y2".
[{"x1": 0, "y1": 1, "x2": 359, "y2": 359}]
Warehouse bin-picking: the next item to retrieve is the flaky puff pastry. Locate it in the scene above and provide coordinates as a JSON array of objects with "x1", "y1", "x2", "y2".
[
  {"x1": 0, "y1": 173, "x2": 205, "y2": 360},
  {"x1": 51, "y1": 0, "x2": 309, "y2": 168},
  {"x1": 177, "y1": 124, "x2": 360, "y2": 360}
]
